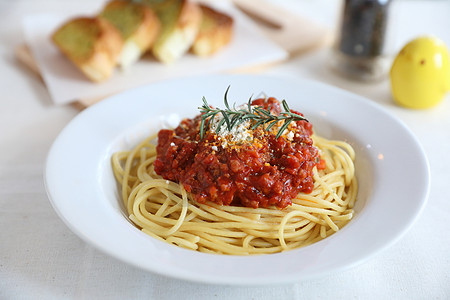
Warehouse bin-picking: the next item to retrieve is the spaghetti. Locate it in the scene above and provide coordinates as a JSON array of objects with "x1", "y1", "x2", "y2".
[{"x1": 111, "y1": 130, "x2": 357, "y2": 255}]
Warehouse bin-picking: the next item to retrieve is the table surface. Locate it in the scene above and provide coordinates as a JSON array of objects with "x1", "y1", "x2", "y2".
[{"x1": 1, "y1": 0, "x2": 449, "y2": 299}]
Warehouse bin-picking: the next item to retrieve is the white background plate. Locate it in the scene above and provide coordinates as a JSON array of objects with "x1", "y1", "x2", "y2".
[{"x1": 44, "y1": 74, "x2": 430, "y2": 285}]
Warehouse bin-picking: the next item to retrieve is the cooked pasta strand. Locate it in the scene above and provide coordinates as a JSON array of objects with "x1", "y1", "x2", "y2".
[{"x1": 111, "y1": 133, "x2": 357, "y2": 255}]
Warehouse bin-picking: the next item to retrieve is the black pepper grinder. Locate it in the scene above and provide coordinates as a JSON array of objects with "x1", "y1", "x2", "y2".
[{"x1": 332, "y1": 0, "x2": 392, "y2": 81}]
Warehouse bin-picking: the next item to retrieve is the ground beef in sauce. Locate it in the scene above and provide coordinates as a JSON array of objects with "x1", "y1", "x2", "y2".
[{"x1": 153, "y1": 97, "x2": 319, "y2": 209}]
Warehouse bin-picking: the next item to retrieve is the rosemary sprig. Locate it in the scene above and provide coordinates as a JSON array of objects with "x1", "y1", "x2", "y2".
[{"x1": 198, "y1": 86, "x2": 308, "y2": 139}]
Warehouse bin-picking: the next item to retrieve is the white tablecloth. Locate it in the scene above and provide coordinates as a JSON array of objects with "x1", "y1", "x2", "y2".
[{"x1": 1, "y1": 0, "x2": 449, "y2": 299}]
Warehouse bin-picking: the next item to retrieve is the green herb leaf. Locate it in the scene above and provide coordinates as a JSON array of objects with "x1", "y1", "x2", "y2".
[{"x1": 199, "y1": 87, "x2": 308, "y2": 139}]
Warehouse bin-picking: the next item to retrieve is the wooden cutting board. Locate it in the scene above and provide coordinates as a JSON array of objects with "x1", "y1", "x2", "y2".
[{"x1": 16, "y1": 0, "x2": 330, "y2": 110}]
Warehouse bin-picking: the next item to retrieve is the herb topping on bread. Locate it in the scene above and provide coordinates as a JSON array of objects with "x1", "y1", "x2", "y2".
[
  {"x1": 52, "y1": 17, "x2": 123, "y2": 82},
  {"x1": 100, "y1": 0, "x2": 161, "y2": 68}
]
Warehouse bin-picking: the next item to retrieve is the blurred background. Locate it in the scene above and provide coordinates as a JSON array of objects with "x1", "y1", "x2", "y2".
[{"x1": 1, "y1": 0, "x2": 449, "y2": 299}]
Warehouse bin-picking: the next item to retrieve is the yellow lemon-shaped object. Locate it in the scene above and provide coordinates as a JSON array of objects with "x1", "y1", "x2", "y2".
[{"x1": 390, "y1": 36, "x2": 450, "y2": 109}]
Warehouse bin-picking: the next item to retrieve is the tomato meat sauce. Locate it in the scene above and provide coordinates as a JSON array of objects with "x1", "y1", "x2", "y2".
[{"x1": 153, "y1": 97, "x2": 320, "y2": 209}]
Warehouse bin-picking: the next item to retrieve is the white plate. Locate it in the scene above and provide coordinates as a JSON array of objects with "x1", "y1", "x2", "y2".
[{"x1": 45, "y1": 74, "x2": 430, "y2": 285}]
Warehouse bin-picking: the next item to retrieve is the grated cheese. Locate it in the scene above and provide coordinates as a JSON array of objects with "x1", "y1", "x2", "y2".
[
  {"x1": 286, "y1": 131, "x2": 295, "y2": 141},
  {"x1": 207, "y1": 104, "x2": 296, "y2": 149},
  {"x1": 210, "y1": 105, "x2": 254, "y2": 148}
]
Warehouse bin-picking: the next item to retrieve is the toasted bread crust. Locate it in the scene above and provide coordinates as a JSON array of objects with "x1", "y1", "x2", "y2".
[
  {"x1": 52, "y1": 17, "x2": 123, "y2": 82},
  {"x1": 132, "y1": 4, "x2": 161, "y2": 51},
  {"x1": 152, "y1": 0, "x2": 202, "y2": 64},
  {"x1": 192, "y1": 4, "x2": 233, "y2": 56},
  {"x1": 178, "y1": 0, "x2": 202, "y2": 29}
]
